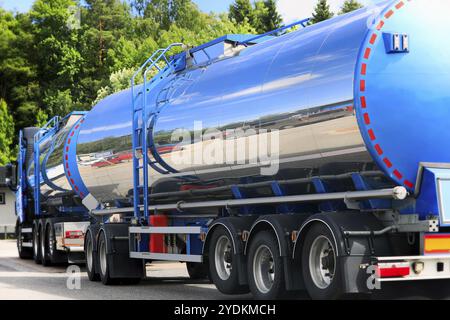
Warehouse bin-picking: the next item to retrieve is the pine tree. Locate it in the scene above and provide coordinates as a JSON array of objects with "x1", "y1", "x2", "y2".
[
  {"x1": 310, "y1": 0, "x2": 334, "y2": 24},
  {"x1": 339, "y1": 0, "x2": 363, "y2": 14},
  {"x1": 229, "y1": 0, "x2": 254, "y2": 25},
  {"x1": 256, "y1": 0, "x2": 282, "y2": 33}
]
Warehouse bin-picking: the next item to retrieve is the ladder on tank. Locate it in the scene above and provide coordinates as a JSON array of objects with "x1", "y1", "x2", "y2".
[{"x1": 131, "y1": 43, "x2": 184, "y2": 220}]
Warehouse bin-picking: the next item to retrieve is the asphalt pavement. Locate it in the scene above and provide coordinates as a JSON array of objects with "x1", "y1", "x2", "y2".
[{"x1": 0, "y1": 240, "x2": 449, "y2": 300}]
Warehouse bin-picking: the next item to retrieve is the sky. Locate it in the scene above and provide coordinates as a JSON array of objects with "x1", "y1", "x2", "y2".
[{"x1": 0, "y1": 0, "x2": 381, "y2": 23}]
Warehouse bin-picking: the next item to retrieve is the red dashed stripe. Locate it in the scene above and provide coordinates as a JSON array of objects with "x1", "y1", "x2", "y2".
[
  {"x1": 64, "y1": 117, "x2": 85, "y2": 199},
  {"x1": 384, "y1": 10, "x2": 394, "y2": 19},
  {"x1": 395, "y1": 1, "x2": 404, "y2": 10},
  {"x1": 374, "y1": 144, "x2": 383, "y2": 156},
  {"x1": 360, "y1": 80, "x2": 366, "y2": 91},
  {"x1": 383, "y1": 158, "x2": 393, "y2": 168},
  {"x1": 358, "y1": 1, "x2": 412, "y2": 189},
  {"x1": 360, "y1": 96, "x2": 367, "y2": 108},
  {"x1": 393, "y1": 170, "x2": 403, "y2": 179},
  {"x1": 368, "y1": 129, "x2": 376, "y2": 141},
  {"x1": 376, "y1": 21, "x2": 384, "y2": 30},
  {"x1": 404, "y1": 180, "x2": 414, "y2": 188},
  {"x1": 361, "y1": 63, "x2": 367, "y2": 75},
  {"x1": 364, "y1": 48, "x2": 371, "y2": 59}
]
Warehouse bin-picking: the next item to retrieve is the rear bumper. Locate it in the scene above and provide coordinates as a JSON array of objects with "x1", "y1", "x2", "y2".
[
  {"x1": 54, "y1": 221, "x2": 90, "y2": 252},
  {"x1": 374, "y1": 255, "x2": 450, "y2": 282}
]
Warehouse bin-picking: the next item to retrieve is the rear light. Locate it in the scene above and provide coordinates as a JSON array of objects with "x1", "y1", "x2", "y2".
[
  {"x1": 424, "y1": 234, "x2": 450, "y2": 255},
  {"x1": 376, "y1": 262, "x2": 410, "y2": 278},
  {"x1": 65, "y1": 230, "x2": 84, "y2": 239}
]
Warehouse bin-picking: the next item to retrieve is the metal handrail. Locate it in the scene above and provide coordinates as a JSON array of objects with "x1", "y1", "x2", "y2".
[
  {"x1": 131, "y1": 43, "x2": 184, "y2": 220},
  {"x1": 239, "y1": 17, "x2": 310, "y2": 46}
]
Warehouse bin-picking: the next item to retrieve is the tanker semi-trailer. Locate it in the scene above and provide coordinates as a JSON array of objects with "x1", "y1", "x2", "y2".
[
  {"x1": 13, "y1": 114, "x2": 92, "y2": 265},
  {"x1": 12, "y1": 0, "x2": 450, "y2": 299}
]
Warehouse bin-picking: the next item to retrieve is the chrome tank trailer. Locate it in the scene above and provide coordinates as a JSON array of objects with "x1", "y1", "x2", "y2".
[{"x1": 44, "y1": 0, "x2": 450, "y2": 205}]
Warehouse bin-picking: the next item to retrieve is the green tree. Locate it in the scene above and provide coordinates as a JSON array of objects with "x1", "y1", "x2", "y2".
[
  {"x1": 0, "y1": 100, "x2": 15, "y2": 165},
  {"x1": 255, "y1": 0, "x2": 282, "y2": 33},
  {"x1": 43, "y1": 89, "x2": 73, "y2": 117},
  {"x1": 310, "y1": 0, "x2": 334, "y2": 24},
  {"x1": 229, "y1": 0, "x2": 255, "y2": 26},
  {"x1": 0, "y1": 9, "x2": 39, "y2": 129},
  {"x1": 35, "y1": 109, "x2": 49, "y2": 128},
  {"x1": 339, "y1": 0, "x2": 363, "y2": 14}
]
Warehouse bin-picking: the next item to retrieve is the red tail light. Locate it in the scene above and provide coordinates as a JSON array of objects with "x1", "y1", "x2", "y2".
[
  {"x1": 376, "y1": 263, "x2": 410, "y2": 278},
  {"x1": 65, "y1": 230, "x2": 84, "y2": 239}
]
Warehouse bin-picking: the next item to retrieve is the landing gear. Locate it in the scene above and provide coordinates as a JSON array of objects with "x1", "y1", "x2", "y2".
[
  {"x1": 186, "y1": 262, "x2": 209, "y2": 280},
  {"x1": 302, "y1": 223, "x2": 343, "y2": 300},
  {"x1": 247, "y1": 231, "x2": 286, "y2": 299},
  {"x1": 208, "y1": 226, "x2": 248, "y2": 294}
]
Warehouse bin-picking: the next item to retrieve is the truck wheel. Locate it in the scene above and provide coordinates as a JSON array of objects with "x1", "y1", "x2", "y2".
[
  {"x1": 208, "y1": 226, "x2": 248, "y2": 294},
  {"x1": 186, "y1": 262, "x2": 209, "y2": 280},
  {"x1": 32, "y1": 222, "x2": 42, "y2": 264},
  {"x1": 98, "y1": 231, "x2": 116, "y2": 285},
  {"x1": 41, "y1": 223, "x2": 51, "y2": 266},
  {"x1": 85, "y1": 230, "x2": 100, "y2": 281},
  {"x1": 301, "y1": 223, "x2": 343, "y2": 300},
  {"x1": 247, "y1": 231, "x2": 286, "y2": 299},
  {"x1": 16, "y1": 223, "x2": 32, "y2": 259}
]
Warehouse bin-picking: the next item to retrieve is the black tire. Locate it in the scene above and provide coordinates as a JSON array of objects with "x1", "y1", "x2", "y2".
[
  {"x1": 16, "y1": 223, "x2": 32, "y2": 259},
  {"x1": 32, "y1": 221, "x2": 42, "y2": 264},
  {"x1": 301, "y1": 223, "x2": 343, "y2": 300},
  {"x1": 208, "y1": 226, "x2": 248, "y2": 294},
  {"x1": 41, "y1": 222, "x2": 51, "y2": 266},
  {"x1": 247, "y1": 230, "x2": 286, "y2": 299},
  {"x1": 97, "y1": 231, "x2": 116, "y2": 285},
  {"x1": 186, "y1": 262, "x2": 209, "y2": 280},
  {"x1": 85, "y1": 230, "x2": 100, "y2": 282}
]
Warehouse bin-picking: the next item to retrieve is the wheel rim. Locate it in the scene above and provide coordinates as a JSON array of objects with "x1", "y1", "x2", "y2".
[
  {"x1": 48, "y1": 227, "x2": 54, "y2": 256},
  {"x1": 214, "y1": 235, "x2": 232, "y2": 280},
  {"x1": 253, "y1": 244, "x2": 275, "y2": 294},
  {"x1": 17, "y1": 228, "x2": 22, "y2": 253},
  {"x1": 41, "y1": 227, "x2": 46, "y2": 260},
  {"x1": 33, "y1": 228, "x2": 39, "y2": 257},
  {"x1": 99, "y1": 237, "x2": 107, "y2": 276},
  {"x1": 309, "y1": 235, "x2": 336, "y2": 290},
  {"x1": 86, "y1": 235, "x2": 94, "y2": 273}
]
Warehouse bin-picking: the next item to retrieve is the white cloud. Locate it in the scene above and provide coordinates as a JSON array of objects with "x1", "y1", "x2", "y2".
[{"x1": 277, "y1": 0, "x2": 384, "y2": 23}]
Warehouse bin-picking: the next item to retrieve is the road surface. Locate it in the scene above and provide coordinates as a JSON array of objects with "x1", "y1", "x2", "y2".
[{"x1": 0, "y1": 240, "x2": 450, "y2": 300}]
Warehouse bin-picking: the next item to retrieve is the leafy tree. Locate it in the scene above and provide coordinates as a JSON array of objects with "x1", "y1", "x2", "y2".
[
  {"x1": 35, "y1": 109, "x2": 49, "y2": 128},
  {"x1": 339, "y1": 0, "x2": 363, "y2": 14},
  {"x1": 0, "y1": 100, "x2": 15, "y2": 165},
  {"x1": 0, "y1": 9, "x2": 38, "y2": 129},
  {"x1": 310, "y1": 0, "x2": 334, "y2": 24},
  {"x1": 93, "y1": 68, "x2": 140, "y2": 105},
  {"x1": 43, "y1": 89, "x2": 73, "y2": 117},
  {"x1": 229, "y1": 0, "x2": 255, "y2": 26}
]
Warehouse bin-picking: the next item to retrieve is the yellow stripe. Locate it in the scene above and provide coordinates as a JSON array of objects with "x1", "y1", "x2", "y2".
[{"x1": 425, "y1": 238, "x2": 450, "y2": 252}]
